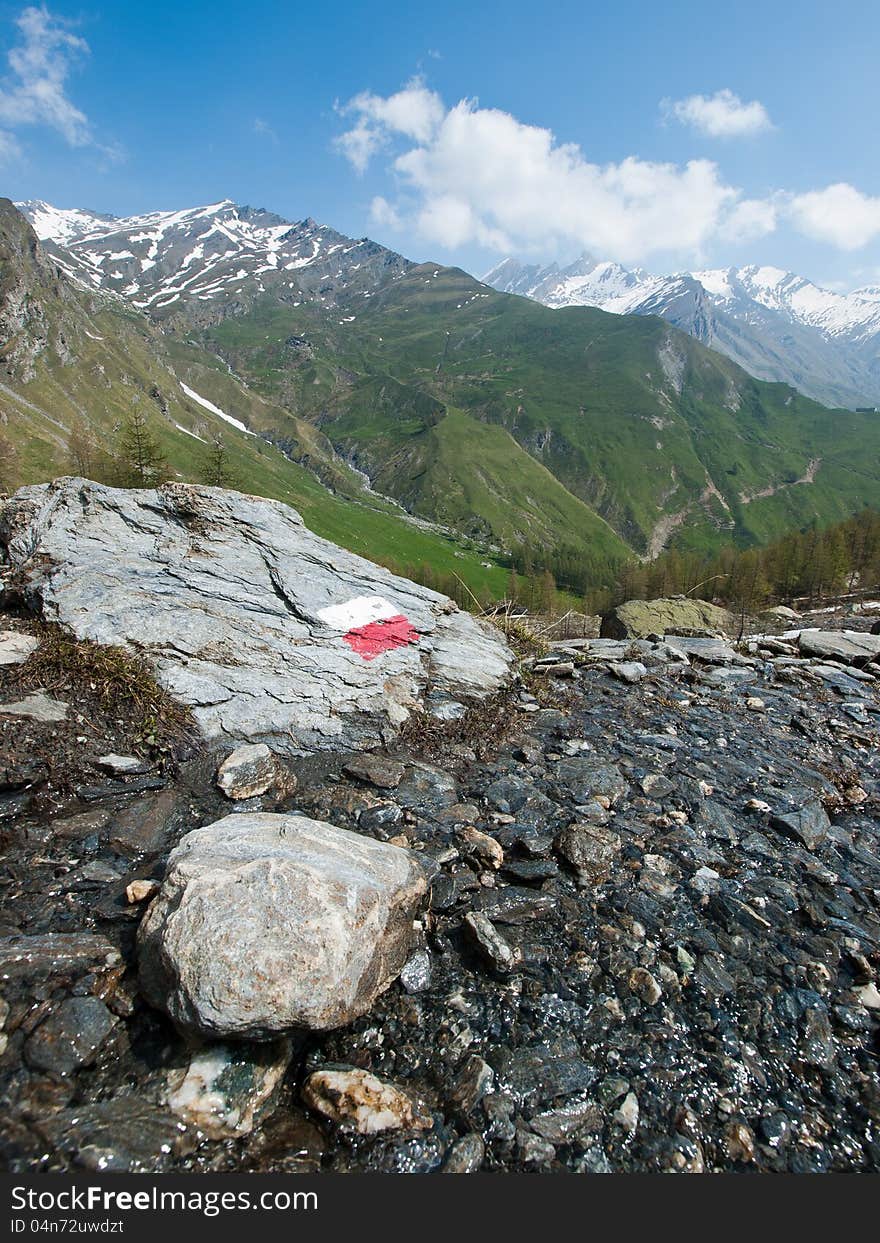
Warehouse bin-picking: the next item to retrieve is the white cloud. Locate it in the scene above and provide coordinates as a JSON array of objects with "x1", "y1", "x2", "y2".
[
  {"x1": 0, "y1": 6, "x2": 90, "y2": 143},
  {"x1": 370, "y1": 195, "x2": 402, "y2": 230},
  {"x1": 335, "y1": 87, "x2": 776, "y2": 264},
  {"x1": 0, "y1": 127, "x2": 22, "y2": 162},
  {"x1": 253, "y1": 117, "x2": 278, "y2": 144},
  {"x1": 664, "y1": 89, "x2": 773, "y2": 138},
  {"x1": 720, "y1": 196, "x2": 779, "y2": 242},
  {"x1": 334, "y1": 78, "x2": 443, "y2": 174},
  {"x1": 788, "y1": 183, "x2": 880, "y2": 250}
]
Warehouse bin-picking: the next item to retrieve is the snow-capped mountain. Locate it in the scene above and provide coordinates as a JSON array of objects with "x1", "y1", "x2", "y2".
[
  {"x1": 484, "y1": 255, "x2": 880, "y2": 410},
  {"x1": 16, "y1": 199, "x2": 411, "y2": 317}
]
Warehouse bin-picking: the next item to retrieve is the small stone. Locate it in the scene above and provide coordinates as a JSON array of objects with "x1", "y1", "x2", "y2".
[
  {"x1": 725, "y1": 1120, "x2": 756, "y2": 1163},
  {"x1": 856, "y1": 982, "x2": 880, "y2": 1010},
  {"x1": 613, "y1": 1091, "x2": 639, "y2": 1133},
  {"x1": 516, "y1": 1127, "x2": 556, "y2": 1165},
  {"x1": 302, "y1": 1068, "x2": 431, "y2": 1135},
  {"x1": 458, "y1": 825, "x2": 503, "y2": 869},
  {"x1": 441, "y1": 1133, "x2": 485, "y2": 1173},
  {"x1": 167, "y1": 1039, "x2": 292, "y2": 1139},
  {"x1": 97, "y1": 754, "x2": 149, "y2": 776},
  {"x1": 126, "y1": 879, "x2": 159, "y2": 904},
  {"x1": 0, "y1": 630, "x2": 39, "y2": 665},
  {"x1": 745, "y1": 697, "x2": 765, "y2": 711},
  {"x1": 449, "y1": 1054, "x2": 495, "y2": 1114},
  {"x1": 216, "y1": 743, "x2": 280, "y2": 800},
  {"x1": 343, "y1": 755, "x2": 406, "y2": 789},
  {"x1": 0, "y1": 692, "x2": 68, "y2": 722},
  {"x1": 463, "y1": 911, "x2": 518, "y2": 972},
  {"x1": 555, "y1": 822, "x2": 621, "y2": 886},
  {"x1": 399, "y1": 949, "x2": 432, "y2": 994},
  {"x1": 745, "y1": 798, "x2": 771, "y2": 813},
  {"x1": 771, "y1": 799, "x2": 830, "y2": 850},
  {"x1": 609, "y1": 661, "x2": 647, "y2": 684},
  {"x1": 844, "y1": 786, "x2": 868, "y2": 805},
  {"x1": 628, "y1": 967, "x2": 663, "y2": 1005}
]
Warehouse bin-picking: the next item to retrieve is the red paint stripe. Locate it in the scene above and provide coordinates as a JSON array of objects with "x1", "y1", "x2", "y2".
[{"x1": 343, "y1": 614, "x2": 420, "y2": 660}]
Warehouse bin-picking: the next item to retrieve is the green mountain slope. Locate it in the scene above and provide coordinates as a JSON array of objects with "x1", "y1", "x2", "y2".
[
  {"x1": 195, "y1": 263, "x2": 880, "y2": 557},
  {"x1": 0, "y1": 200, "x2": 520, "y2": 600}
]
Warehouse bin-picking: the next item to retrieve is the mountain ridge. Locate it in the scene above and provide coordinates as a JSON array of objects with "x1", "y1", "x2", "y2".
[
  {"x1": 484, "y1": 253, "x2": 880, "y2": 410},
  {"x1": 10, "y1": 196, "x2": 880, "y2": 564}
]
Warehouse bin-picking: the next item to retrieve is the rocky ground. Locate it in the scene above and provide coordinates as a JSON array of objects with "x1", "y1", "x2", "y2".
[{"x1": 2, "y1": 599, "x2": 879, "y2": 1175}]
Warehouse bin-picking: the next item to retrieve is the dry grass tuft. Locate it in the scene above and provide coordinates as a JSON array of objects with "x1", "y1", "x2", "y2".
[{"x1": 14, "y1": 624, "x2": 198, "y2": 756}]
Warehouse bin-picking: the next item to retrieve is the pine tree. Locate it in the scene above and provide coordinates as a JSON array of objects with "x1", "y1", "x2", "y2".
[
  {"x1": 539, "y1": 568, "x2": 556, "y2": 616},
  {"x1": 116, "y1": 410, "x2": 168, "y2": 487},
  {"x1": 506, "y1": 568, "x2": 518, "y2": 605},
  {"x1": 203, "y1": 434, "x2": 235, "y2": 488}
]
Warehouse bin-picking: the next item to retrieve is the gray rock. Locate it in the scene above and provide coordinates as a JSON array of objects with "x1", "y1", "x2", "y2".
[
  {"x1": 138, "y1": 812, "x2": 429, "y2": 1038},
  {"x1": 216, "y1": 743, "x2": 278, "y2": 800},
  {"x1": 0, "y1": 933, "x2": 121, "y2": 979},
  {"x1": 0, "y1": 630, "x2": 38, "y2": 665},
  {"x1": 0, "y1": 691, "x2": 67, "y2": 722},
  {"x1": 602, "y1": 597, "x2": 735, "y2": 640},
  {"x1": 608, "y1": 660, "x2": 647, "y2": 684},
  {"x1": 463, "y1": 911, "x2": 518, "y2": 972},
  {"x1": 449, "y1": 1054, "x2": 495, "y2": 1114},
  {"x1": 771, "y1": 799, "x2": 831, "y2": 850},
  {"x1": 36, "y1": 1099, "x2": 190, "y2": 1172},
  {"x1": 343, "y1": 754, "x2": 406, "y2": 789},
  {"x1": 25, "y1": 997, "x2": 118, "y2": 1075},
  {"x1": 555, "y1": 822, "x2": 622, "y2": 885},
  {"x1": 399, "y1": 949, "x2": 432, "y2": 993},
  {"x1": 797, "y1": 629, "x2": 880, "y2": 666},
  {"x1": 97, "y1": 754, "x2": 150, "y2": 776},
  {"x1": 0, "y1": 480, "x2": 514, "y2": 756}
]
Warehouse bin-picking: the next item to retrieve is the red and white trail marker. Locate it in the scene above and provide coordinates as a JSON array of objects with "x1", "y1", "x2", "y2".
[{"x1": 317, "y1": 595, "x2": 420, "y2": 661}]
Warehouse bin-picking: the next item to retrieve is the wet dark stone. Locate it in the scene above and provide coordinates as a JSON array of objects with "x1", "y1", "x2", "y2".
[
  {"x1": 490, "y1": 1041, "x2": 597, "y2": 1108},
  {"x1": 36, "y1": 1099, "x2": 192, "y2": 1172},
  {"x1": 472, "y1": 886, "x2": 558, "y2": 924},
  {"x1": 106, "y1": 788, "x2": 188, "y2": 856},
  {"x1": 24, "y1": 996, "x2": 118, "y2": 1075},
  {"x1": 771, "y1": 797, "x2": 831, "y2": 850},
  {"x1": 502, "y1": 858, "x2": 559, "y2": 882}
]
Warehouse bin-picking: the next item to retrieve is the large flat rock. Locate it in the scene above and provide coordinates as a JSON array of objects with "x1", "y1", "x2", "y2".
[
  {"x1": 797, "y1": 629, "x2": 880, "y2": 667},
  {"x1": 137, "y1": 812, "x2": 429, "y2": 1039},
  {"x1": 0, "y1": 479, "x2": 514, "y2": 755}
]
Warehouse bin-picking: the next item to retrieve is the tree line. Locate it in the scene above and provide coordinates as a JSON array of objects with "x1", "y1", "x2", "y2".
[
  {"x1": 502, "y1": 509, "x2": 880, "y2": 617},
  {"x1": 67, "y1": 410, "x2": 236, "y2": 489}
]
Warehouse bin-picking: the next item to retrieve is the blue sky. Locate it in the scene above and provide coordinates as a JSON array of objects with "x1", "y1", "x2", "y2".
[{"x1": 1, "y1": 0, "x2": 879, "y2": 288}]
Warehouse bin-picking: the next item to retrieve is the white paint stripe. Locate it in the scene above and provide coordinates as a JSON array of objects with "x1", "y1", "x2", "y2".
[{"x1": 317, "y1": 595, "x2": 399, "y2": 630}]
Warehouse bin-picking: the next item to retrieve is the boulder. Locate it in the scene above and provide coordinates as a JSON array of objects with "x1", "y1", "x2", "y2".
[
  {"x1": 137, "y1": 813, "x2": 429, "y2": 1038},
  {"x1": 798, "y1": 629, "x2": 880, "y2": 666},
  {"x1": 0, "y1": 480, "x2": 514, "y2": 756},
  {"x1": 601, "y1": 597, "x2": 736, "y2": 640}
]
